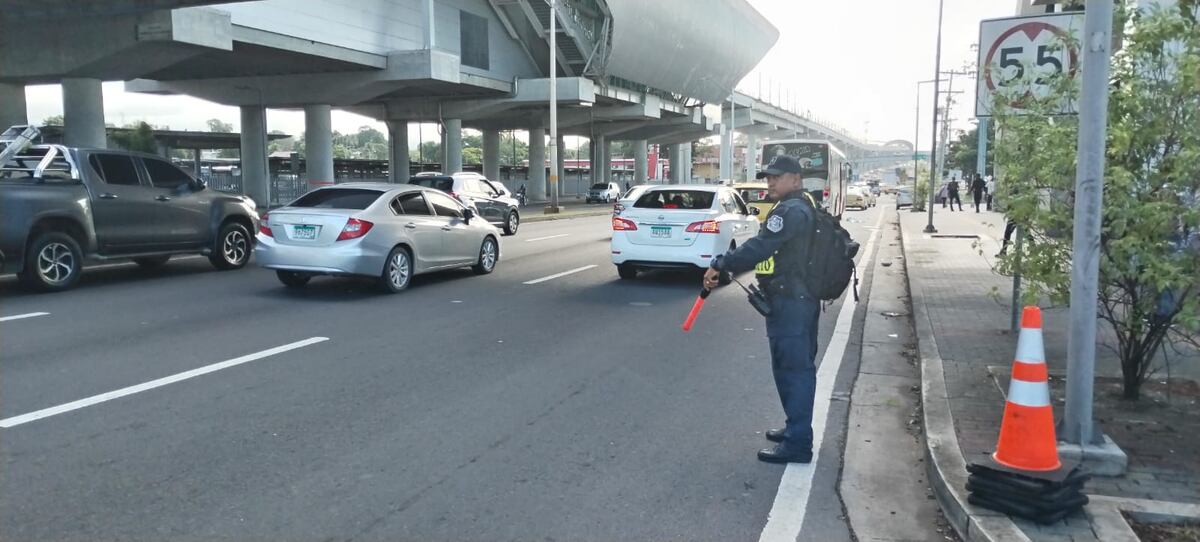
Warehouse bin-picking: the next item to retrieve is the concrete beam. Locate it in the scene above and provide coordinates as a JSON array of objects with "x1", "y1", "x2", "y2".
[{"x1": 0, "y1": 83, "x2": 27, "y2": 128}]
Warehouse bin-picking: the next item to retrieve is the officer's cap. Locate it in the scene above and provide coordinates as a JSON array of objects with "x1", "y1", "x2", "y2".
[{"x1": 757, "y1": 155, "x2": 804, "y2": 179}]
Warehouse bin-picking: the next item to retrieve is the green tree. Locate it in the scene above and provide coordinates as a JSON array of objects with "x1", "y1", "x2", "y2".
[
  {"x1": 462, "y1": 147, "x2": 483, "y2": 165},
  {"x1": 206, "y1": 118, "x2": 233, "y2": 133},
  {"x1": 41, "y1": 114, "x2": 64, "y2": 127},
  {"x1": 992, "y1": 4, "x2": 1200, "y2": 399},
  {"x1": 111, "y1": 121, "x2": 158, "y2": 154},
  {"x1": 946, "y1": 123, "x2": 995, "y2": 177}
]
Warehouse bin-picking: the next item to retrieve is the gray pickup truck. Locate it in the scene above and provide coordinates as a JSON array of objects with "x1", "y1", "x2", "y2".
[{"x1": 0, "y1": 143, "x2": 260, "y2": 291}]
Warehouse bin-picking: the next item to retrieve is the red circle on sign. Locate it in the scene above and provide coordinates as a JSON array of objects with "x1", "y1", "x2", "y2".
[{"x1": 984, "y1": 21, "x2": 1079, "y2": 93}]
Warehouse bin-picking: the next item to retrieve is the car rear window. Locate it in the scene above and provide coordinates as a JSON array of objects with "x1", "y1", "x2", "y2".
[
  {"x1": 634, "y1": 190, "x2": 715, "y2": 210},
  {"x1": 290, "y1": 188, "x2": 382, "y2": 209},
  {"x1": 738, "y1": 188, "x2": 774, "y2": 203},
  {"x1": 409, "y1": 177, "x2": 454, "y2": 192}
]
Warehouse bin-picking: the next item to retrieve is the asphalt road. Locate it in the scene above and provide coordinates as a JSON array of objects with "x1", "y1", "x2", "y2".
[{"x1": 0, "y1": 202, "x2": 887, "y2": 541}]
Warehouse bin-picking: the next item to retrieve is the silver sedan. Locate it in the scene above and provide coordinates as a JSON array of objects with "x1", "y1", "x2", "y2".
[{"x1": 255, "y1": 183, "x2": 501, "y2": 292}]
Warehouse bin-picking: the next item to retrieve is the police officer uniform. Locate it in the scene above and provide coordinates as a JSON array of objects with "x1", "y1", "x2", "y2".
[{"x1": 710, "y1": 155, "x2": 820, "y2": 464}]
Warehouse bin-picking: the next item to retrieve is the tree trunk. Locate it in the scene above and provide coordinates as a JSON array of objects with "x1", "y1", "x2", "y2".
[{"x1": 1122, "y1": 352, "x2": 1142, "y2": 400}]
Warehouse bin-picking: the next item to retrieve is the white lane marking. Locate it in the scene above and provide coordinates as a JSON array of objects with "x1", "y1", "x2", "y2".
[
  {"x1": 0, "y1": 312, "x2": 50, "y2": 323},
  {"x1": 758, "y1": 209, "x2": 885, "y2": 542},
  {"x1": 0, "y1": 337, "x2": 329, "y2": 429},
  {"x1": 525, "y1": 234, "x2": 570, "y2": 242},
  {"x1": 522, "y1": 265, "x2": 598, "y2": 285}
]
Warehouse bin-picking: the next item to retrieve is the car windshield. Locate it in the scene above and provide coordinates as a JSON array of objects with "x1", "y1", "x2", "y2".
[
  {"x1": 290, "y1": 188, "x2": 383, "y2": 209},
  {"x1": 590, "y1": 183, "x2": 609, "y2": 190},
  {"x1": 409, "y1": 177, "x2": 454, "y2": 192},
  {"x1": 738, "y1": 188, "x2": 773, "y2": 203},
  {"x1": 634, "y1": 190, "x2": 715, "y2": 210}
]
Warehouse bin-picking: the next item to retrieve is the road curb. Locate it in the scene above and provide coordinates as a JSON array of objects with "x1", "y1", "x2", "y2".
[
  {"x1": 896, "y1": 209, "x2": 1031, "y2": 542},
  {"x1": 522, "y1": 209, "x2": 612, "y2": 223}
]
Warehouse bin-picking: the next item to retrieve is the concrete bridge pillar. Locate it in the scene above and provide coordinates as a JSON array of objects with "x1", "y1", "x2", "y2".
[
  {"x1": 681, "y1": 142, "x2": 692, "y2": 183},
  {"x1": 0, "y1": 83, "x2": 28, "y2": 129},
  {"x1": 443, "y1": 118, "x2": 463, "y2": 173},
  {"x1": 633, "y1": 139, "x2": 648, "y2": 184},
  {"x1": 746, "y1": 135, "x2": 759, "y2": 180},
  {"x1": 386, "y1": 120, "x2": 410, "y2": 183},
  {"x1": 668, "y1": 143, "x2": 683, "y2": 184},
  {"x1": 483, "y1": 129, "x2": 500, "y2": 182},
  {"x1": 527, "y1": 122, "x2": 546, "y2": 203},
  {"x1": 590, "y1": 134, "x2": 605, "y2": 185},
  {"x1": 304, "y1": 104, "x2": 334, "y2": 185},
  {"x1": 600, "y1": 138, "x2": 612, "y2": 183},
  {"x1": 239, "y1": 105, "x2": 269, "y2": 208},
  {"x1": 192, "y1": 148, "x2": 202, "y2": 178},
  {"x1": 62, "y1": 78, "x2": 107, "y2": 148}
]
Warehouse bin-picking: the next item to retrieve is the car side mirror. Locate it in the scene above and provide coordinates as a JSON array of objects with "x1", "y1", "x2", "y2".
[
  {"x1": 463, "y1": 208, "x2": 475, "y2": 222},
  {"x1": 750, "y1": 207, "x2": 761, "y2": 216}
]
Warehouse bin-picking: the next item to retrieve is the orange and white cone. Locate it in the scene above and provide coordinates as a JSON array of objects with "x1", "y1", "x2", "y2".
[{"x1": 992, "y1": 306, "x2": 1062, "y2": 472}]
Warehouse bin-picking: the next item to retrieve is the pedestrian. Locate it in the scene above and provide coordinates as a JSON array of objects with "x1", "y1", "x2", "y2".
[
  {"x1": 703, "y1": 155, "x2": 820, "y2": 465},
  {"x1": 985, "y1": 175, "x2": 995, "y2": 211},
  {"x1": 971, "y1": 173, "x2": 986, "y2": 213},
  {"x1": 947, "y1": 176, "x2": 964, "y2": 211}
]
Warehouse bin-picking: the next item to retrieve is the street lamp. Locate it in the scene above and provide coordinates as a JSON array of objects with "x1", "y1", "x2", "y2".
[{"x1": 925, "y1": 0, "x2": 945, "y2": 233}]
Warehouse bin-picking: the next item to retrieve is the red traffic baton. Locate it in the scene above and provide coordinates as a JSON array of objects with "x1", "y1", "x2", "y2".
[{"x1": 681, "y1": 288, "x2": 712, "y2": 332}]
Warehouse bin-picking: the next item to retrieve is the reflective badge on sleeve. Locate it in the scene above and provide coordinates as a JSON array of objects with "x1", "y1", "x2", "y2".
[
  {"x1": 755, "y1": 257, "x2": 775, "y2": 275},
  {"x1": 766, "y1": 214, "x2": 784, "y2": 233}
]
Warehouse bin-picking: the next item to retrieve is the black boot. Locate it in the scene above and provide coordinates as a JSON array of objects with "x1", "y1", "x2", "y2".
[{"x1": 757, "y1": 445, "x2": 813, "y2": 464}]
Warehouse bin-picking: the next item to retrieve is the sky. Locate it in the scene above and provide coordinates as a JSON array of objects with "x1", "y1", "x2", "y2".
[{"x1": 21, "y1": 0, "x2": 1021, "y2": 150}]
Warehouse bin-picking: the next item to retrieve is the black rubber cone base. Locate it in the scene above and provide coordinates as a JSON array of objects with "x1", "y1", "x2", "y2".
[{"x1": 968, "y1": 457, "x2": 1085, "y2": 485}]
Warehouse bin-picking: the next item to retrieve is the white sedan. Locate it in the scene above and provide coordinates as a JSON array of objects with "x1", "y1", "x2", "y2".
[{"x1": 611, "y1": 185, "x2": 760, "y2": 280}]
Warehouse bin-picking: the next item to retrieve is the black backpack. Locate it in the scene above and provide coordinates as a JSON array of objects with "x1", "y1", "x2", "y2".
[{"x1": 797, "y1": 193, "x2": 860, "y2": 302}]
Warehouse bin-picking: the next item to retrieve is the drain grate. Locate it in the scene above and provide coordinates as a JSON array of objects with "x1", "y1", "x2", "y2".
[{"x1": 930, "y1": 234, "x2": 980, "y2": 239}]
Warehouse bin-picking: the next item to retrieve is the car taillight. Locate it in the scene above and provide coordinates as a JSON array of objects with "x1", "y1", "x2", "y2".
[
  {"x1": 259, "y1": 212, "x2": 272, "y2": 237},
  {"x1": 823, "y1": 189, "x2": 830, "y2": 200},
  {"x1": 686, "y1": 220, "x2": 720, "y2": 234},
  {"x1": 612, "y1": 217, "x2": 638, "y2": 231},
  {"x1": 337, "y1": 218, "x2": 374, "y2": 241}
]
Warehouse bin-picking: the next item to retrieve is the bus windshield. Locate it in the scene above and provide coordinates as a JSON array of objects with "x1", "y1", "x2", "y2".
[{"x1": 761, "y1": 142, "x2": 830, "y2": 194}]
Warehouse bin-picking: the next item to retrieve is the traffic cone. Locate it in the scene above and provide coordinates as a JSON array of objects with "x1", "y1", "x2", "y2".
[{"x1": 992, "y1": 306, "x2": 1062, "y2": 472}]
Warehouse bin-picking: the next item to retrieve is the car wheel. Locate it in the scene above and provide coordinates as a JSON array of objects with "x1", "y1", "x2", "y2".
[
  {"x1": 472, "y1": 237, "x2": 499, "y2": 275},
  {"x1": 20, "y1": 231, "x2": 83, "y2": 292},
  {"x1": 617, "y1": 264, "x2": 638, "y2": 280},
  {"x1": 503, "y1": 211, "x2": 520, "y2": 236},
  {"x1": 276, "y1": 270, "x2": 311, "y2": 289},
  {"x1": 134, "y1": 255, "x2": 171, "y2": 269},
  {"x1": 210, "y1": 221, "x2": 251, "y2": 270},
  {"x1": 380, "y1": 246, "x2": 413, "y2": 293}
]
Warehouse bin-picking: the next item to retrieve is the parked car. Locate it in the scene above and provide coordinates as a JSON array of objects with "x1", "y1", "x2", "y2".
[
  {"x1": 255, "y1": 184, "x2": 501, "y2": 293},
  {"x1": 613, "y1": 184, "x2": 654, "y2": 216},
  {"x1": 408, "y1": 172, "x2": 521, "y2": 235},
  {"x1": 0, "y1": 143, "x2": 258, "y2": 291},
  {"x1": 896, "y1": 185, "x2": 915, "y2": 209},
  {"x1": 586, "y1": 182, "x2": 622, "y2": 203},
  {"x1": 846, "y1": 186, "x2": 875, "y2": 210},
  {"x1": 611, "y1": 185, "x2": 759, "y2": 281}
]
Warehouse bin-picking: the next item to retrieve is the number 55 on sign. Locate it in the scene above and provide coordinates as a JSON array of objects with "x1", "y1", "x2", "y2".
[{"x1": 976, "y1": 12, "x2": 1085, "y2": 117}]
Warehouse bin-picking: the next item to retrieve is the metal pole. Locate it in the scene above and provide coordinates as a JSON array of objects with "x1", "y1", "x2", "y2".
[
  {"x1": 924, "y1": 0, "x2": 944, "y2": 233},
  {"x1": 1063, "y1": 0, "x2": 1113, "y2": 446},
  {"x1": 976, "y1": 117, "x2": 989, "y2": 179},
  {"x1": 547, "y1": 0, "x2": 560, "y2": 212}
]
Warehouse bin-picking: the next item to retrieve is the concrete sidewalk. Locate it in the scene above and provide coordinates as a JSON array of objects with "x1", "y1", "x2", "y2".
[{"x1": 898, "y1": 206, "x2": 1200, "y2": 541}]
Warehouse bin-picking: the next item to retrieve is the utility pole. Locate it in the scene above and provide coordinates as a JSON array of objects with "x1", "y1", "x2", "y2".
[
  {"x1": 1063, "y1": 0, "x2": 1114, "y2": 447},
  {"x1": 924, "y1": 0, "x2": 945, "y2": 233},
  {"x1": 546, "y1": 0, "x2": 561, "y2": 213}
]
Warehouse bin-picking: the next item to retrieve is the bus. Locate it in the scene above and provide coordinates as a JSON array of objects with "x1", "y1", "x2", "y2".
[{"x1": 759, "y1": 139, "x2": 851, "y2": 218}]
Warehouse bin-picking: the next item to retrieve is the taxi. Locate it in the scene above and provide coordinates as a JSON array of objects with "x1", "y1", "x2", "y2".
[{"x1": 733, "y1": 182, "x2": 777, "y2": 277}]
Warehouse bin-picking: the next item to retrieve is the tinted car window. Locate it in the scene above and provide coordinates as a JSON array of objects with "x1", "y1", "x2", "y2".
[
  {"x1": 409, "y1": 177, "x2": 455, "y2": 192},
  {"x1": 590, "y1": 183, "x2": 609, "y2": 190},
  {"x1": 732, "y1": 193, "x2": 750, "y2": 214},
  {"x1": 425, "y1": 191, "x2": 464, "y2": 218},
  {"x1": 394, "y1": 192, "x2": 432, "y2": 215},
  {"x1": 291, "y1": 188, "x2": 382, "y2": 209},
  {"x1": 633, "y1": 190, "x2": 715, "y2": 210},
  {"x1": 143, "y1": 158, "x2": 192, "y2": 189},
  {"x1": 89, "y1": 154, "x2": 141, "y2": 186}
]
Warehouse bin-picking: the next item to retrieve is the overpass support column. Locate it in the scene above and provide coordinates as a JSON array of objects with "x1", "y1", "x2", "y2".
[
  {"x1": 387, "y1": 120, "x2": 410, "y2": 183},
  {"x1": 305, "y1": 105, "x2": 335, "y2": 185},
  {"x1": 444, "y1": 118, "x2": 463, "y2": 173},
  {"x1": 483, "y1": 129, "x2": 501, "y2": 182},
  {"x1": 600, "y1": 138, "x2": 612, "y2": 183},
  {"x1": 668, "y1": 144, "x2": 682, "y2": 184},
  {"x1": 192, "y1": 149, "x2": 202, "y2": 178},
  {"x1": 746, "y1": 135, "x2": 759, "y2": 180},
  {"x1": 527, "y1": 122, "x2": 546, "y2": 203},
  {"x1": 682, "y1": 142, "x2": 692, "y2": 183},
  {"x1": 62, "y1": 78, "x2": 107, "y2": 148},
  {"x1": 633, "y1": 140, "x2": 648, "y2": 184},
  {"x1": 590, "y1": 134, "x2": 605, "y2": 185},
  {"x1": 0, "y1": 83, "x2": 27, "y2": 128},
  {"x1": 719, "y1": 117, "x2": 734, "y2": 181},
  {"x1": 239, "y1": 105, "x2": 269, "y2": 208}
]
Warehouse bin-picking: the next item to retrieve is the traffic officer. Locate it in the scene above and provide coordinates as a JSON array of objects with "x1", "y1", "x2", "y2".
[{"x1": 703, "y1": 155, "x2": 820, "y2": 464}]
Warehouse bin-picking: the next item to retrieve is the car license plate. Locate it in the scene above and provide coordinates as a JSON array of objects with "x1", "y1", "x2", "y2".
[
  {"x1": 293, "y1": 225, "x2": 318, "y2": 240},
  {"x1": 651, "y1": 226, "x2": 671, "y2": 238}
]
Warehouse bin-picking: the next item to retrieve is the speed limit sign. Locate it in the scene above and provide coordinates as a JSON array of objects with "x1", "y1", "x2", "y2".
[{"x1": 976, "y1": 12, "x2": 1084, "y2": 117}]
